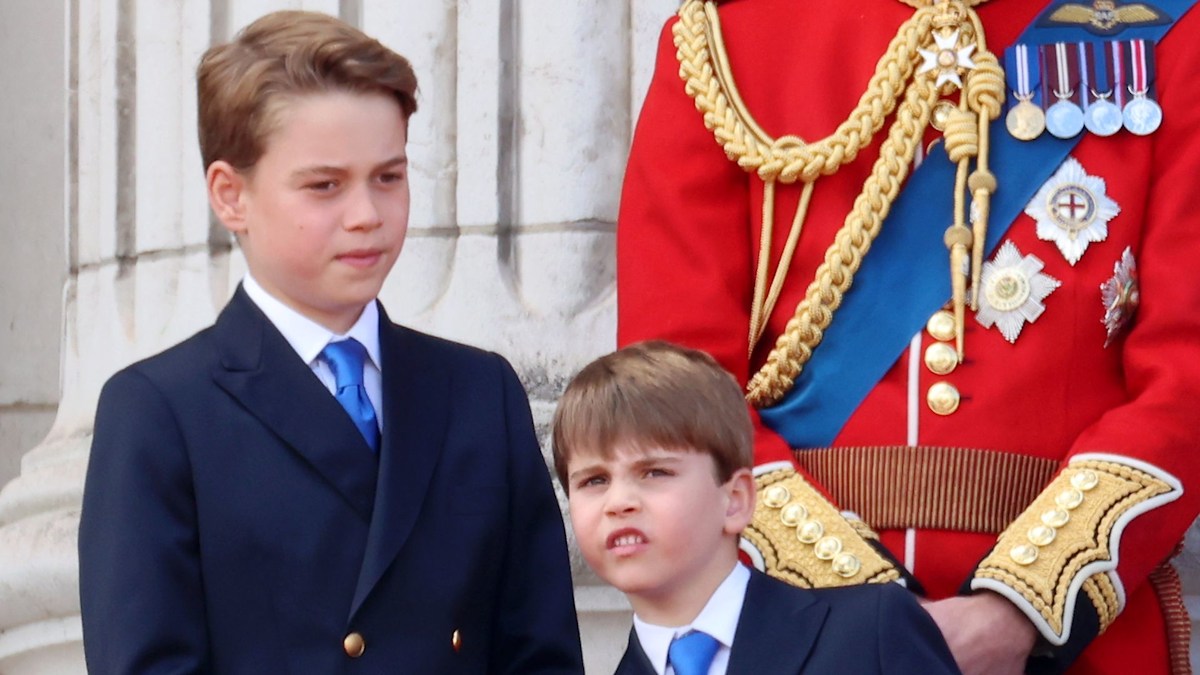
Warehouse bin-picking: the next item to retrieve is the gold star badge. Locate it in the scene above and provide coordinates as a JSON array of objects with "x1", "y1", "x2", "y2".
[{"x1": 976, "y1": 241, "x2": 1061, "y2": 343}]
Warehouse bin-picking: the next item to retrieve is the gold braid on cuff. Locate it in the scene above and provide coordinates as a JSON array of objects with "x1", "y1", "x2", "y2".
[
  {"x1": 971, "y1": 456, "x2": 1182, "y2": 645},
  {"x1": 742, "y1": 467, "x2": 902, "y2": 588}
]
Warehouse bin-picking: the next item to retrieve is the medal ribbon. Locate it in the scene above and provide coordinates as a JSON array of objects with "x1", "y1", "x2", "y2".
[
  {"x1": 1111, "y1": 40, "x2": 1126, "y2": 107},
  {"x1": 1128, "y1": 38, "x2": 1158, "y2": 97},
  {"x1": 1077, "y1": 42, "x2": 1091, "y2": 106},
  {"x1": 1090, "y1": 42, "x2": 1111, "y2": 101}
]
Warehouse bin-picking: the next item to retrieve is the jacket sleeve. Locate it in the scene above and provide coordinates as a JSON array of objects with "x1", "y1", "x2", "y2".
[
  {"x1": 78, "y1": 368, "x2": 210, "y2": 674},
  {"x1": 488, "y1": 354, "x2": 584, "y2": 674},
  {"x1": 617, "y1": 14, "x2": 908, "y2": 591}
]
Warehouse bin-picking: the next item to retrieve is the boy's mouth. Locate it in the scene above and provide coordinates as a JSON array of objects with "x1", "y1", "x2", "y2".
[
  {"x1": 337, "y1": 248, "x2": 384, "y2": 268},
  {"x1": 606, "y1": 528, "x2": 648, "y2": 553}
]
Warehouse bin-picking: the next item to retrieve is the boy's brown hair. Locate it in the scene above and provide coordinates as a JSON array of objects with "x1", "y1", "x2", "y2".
[
  {"x1": 197, "y1": 10, "x2": 418, "y2": 171},
  {"x1": 552, "y1": 341, "x2": 753, "y2": 489}
]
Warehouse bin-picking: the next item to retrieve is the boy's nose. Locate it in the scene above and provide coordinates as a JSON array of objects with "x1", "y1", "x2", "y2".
[
  {"x1": 344, "y1": 184, "x2": 383, "y2": 230},
  {"x1": 604, "y1": 481, "x2": 640, "y2": 515}
]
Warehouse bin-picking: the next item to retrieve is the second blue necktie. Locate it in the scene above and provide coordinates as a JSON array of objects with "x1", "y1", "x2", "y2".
[{"x1": 667, "y1": 630, "x2": 719, "y2": 675}]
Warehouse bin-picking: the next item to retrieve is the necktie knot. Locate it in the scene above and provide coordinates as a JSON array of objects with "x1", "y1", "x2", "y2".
[
  {"x1": 322, "y1": 338, "x2": 368, "y2": 390},
  {"x1": 320, "y1": 339, "x2": 379, "y2": 452},
  {"x1": 668, "y1": 631, "x2": 719, "y2": 675}
]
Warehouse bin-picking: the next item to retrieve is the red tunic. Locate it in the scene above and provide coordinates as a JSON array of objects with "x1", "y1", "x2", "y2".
[{"x1": 617, "y1": 1, "x2": 1200, "y2": 672}]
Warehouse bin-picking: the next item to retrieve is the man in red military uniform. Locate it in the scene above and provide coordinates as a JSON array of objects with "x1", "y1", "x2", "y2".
[{"x1": 616, "y1": 0, "x2": 1200, "y2": 672}]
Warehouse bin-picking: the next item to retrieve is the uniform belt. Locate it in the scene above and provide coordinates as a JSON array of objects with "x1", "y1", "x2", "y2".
[{"x1": 793, "y1": 446, "x2": 1060, "y2": 534}]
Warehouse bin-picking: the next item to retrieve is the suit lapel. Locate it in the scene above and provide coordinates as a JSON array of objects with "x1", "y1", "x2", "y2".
[
  {"x1": 348, "y1": 308, "x2": 450, "y2": 617},
  {"x1": 613, "y1": 628, "x2": 657, "y2": 675},
  {"x1": 211, "y1": 288, "x2": 377, "y2": 521},
  {"x1": 727, "y1": 570, "x2": 829, "y2": 674}
]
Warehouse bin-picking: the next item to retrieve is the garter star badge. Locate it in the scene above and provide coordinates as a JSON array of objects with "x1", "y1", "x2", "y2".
[
  {"x1": 976, "y1": 242, "x2": 1061, "y2": 343},
  {"x1": 1025, "y1": 157, "x2": 1120, "y2": 266},
  {"x1": 1100, "y1": 246, "x2": 1139, "y2": 346}
]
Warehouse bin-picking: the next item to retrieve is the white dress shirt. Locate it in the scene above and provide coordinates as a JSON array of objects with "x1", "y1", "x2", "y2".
[
  {"x1": 632, "y1": 563, "x2": 750, "y2": 675},
  {"x1": 242, "y1": 274, "x2": 383, "y2": 431}
]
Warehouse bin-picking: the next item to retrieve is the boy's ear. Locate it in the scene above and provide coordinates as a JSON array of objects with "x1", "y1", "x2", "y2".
[
  {"x1": 723, "y1": 467, "x2": 757, "y2": 536},
  {"x1": 206, "y1": 160, "x2": 248, "y2": 234}
]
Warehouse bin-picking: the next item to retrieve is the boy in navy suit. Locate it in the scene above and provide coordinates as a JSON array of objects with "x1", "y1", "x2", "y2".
[
  {"x1": 552, "y1": 342, "x2": 959, "y2": 675},
  {"x1": 78, "y1": 11, "x2": 582, "y2": 674}
]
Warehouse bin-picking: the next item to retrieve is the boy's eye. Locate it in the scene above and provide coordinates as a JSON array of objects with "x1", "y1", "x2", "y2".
[
  {"x1": 644, "y1": 467, "x2": 672, "y2": 478},
  {"x1": 305, "y1": 180, "x2": 338, "y2": 192},
  {"x1": 577, "y1": 475, "x2": 607, "y2": 489},
  {"x1": 378, "y1": 171, "x2": 405, "y2": 184}
]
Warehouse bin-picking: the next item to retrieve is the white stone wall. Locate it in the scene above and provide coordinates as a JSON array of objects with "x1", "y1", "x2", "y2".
[{"x1": 3, "y1": 2, "x2": 1199, "y2": 674}]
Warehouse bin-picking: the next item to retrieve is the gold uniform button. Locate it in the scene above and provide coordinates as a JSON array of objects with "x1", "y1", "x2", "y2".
[
  {"x1": 931, "y1": 100, "x2": 957, "y2": 132},
  {"x1": 796, "y1": 519, "x2": 825, "y2": 544},
  {"x1": 926, "y1": 382, "x2": 961, "y2": 415},
  {"x1": 1010, "y1": 544, "x2": 1039, "y2": 566},
  {"x1": 926, "y1": 310, "x2": 957, "y2": 342},
  {"x1": 452, "y1": 629, "x2": 462, "y2": 652},
  {"x1": 1055, "y1": 488, "x2": 1085, "y2": 510},
  {"x1": 1028, "y1": 525, "x2": 1056, "y2": 546},
  {"x1": 924, "y1": 342, "x2": 958, "y2": 375},
  {"x1": 1042, "y1": 508, "x2": 1071, "y2": 528},
  {"x1": 1071, "y1": 469, "x2": 1100, "y2": 491},
  {"x1": 814, "y1": 536, "x2": 843, "y2": 561},
  {"x1": 343, "y1": 632, "x2": 366, "y2": 658},
  {"x1": 762, "y1": 486, "x2": 791, "y2": 509},
  {"x1": 780, "y1": 502, "x2": 808, "y2": 527},
  {"x1": 831, "y1": 552, "x2": 862, "y2": 578}
]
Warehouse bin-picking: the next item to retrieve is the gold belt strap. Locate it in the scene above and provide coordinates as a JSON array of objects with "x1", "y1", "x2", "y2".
[
  {"x1": 1149, "y1": 560, "x2": 1193, "y2": 675},
  {"x1": 793, "y1": 446, "x2": 1060, "y2": 533}
]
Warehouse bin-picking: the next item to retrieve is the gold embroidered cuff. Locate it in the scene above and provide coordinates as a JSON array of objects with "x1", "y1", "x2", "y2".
[
  {"x1": 970, "y1": 455, "x2": 1182, "y2": 645},
  {"x1": 742, "y1": 466, "x2": 901, "y2": 588}
]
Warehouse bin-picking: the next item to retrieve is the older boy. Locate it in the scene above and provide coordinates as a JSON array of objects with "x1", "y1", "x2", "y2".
[
  {"x1": 553, "y1": 341, "x2": 958, "y2": 675},
  {"x1": 78, "y1": 11, "x2": 582, "y2": 674}
]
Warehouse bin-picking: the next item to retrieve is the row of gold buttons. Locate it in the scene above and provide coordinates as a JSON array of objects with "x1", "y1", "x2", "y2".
[
  {"x1": 1009, "y1": 469, "x2": 1100, "y2": 565},
  {"x1": 762, "y1": 485, "x2": 863, "y2": 578},
  {"x1": 925, "y1": 310, "x2": 961, "y2": 415}
]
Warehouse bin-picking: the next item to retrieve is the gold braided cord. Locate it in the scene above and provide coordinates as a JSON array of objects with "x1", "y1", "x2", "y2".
[
  {"x1": 748, "y1": 80, "x2": 940, "y2": 405},
  {"x1": 672, "y1": 0, "x2": 1005, "y2": 406},
  {"x1": 896, "y1": 0, "x2": 993, "y2": 7},
  {"x1": 677, "y1": 0, "x2": 938, "y2": 185}
]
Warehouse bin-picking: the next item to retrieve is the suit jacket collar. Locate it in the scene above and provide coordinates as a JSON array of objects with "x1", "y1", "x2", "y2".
[
  {"x1": 725, "y1": 569, "x2": 828, "y2": 674},
  {"x1": 211, "y1": 287, "x2": 379, "y2": 521},
  {"x1": 614, "y1": 629, "x2": 656, "y2": 675}
]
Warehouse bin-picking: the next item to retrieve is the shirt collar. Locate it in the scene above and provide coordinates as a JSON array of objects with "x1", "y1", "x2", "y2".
[
  {"x1": 241, "y1": 273, "x2": 381, "y2": 370},
  {"x1": 632, "y1": 563, "x2": 750, "y2": 674}
]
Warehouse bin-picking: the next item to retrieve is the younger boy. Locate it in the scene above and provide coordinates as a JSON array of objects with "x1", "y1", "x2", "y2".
[
  {"x1": 553, "y1": 341, "x2": 959, "y2": 674},
  {"x1": 78, "y1": 11, "x2": 582, "y2": 674}
]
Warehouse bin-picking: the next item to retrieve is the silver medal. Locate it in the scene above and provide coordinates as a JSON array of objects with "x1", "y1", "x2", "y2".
[
  {"x1": 1123, "y1": 96, "x2": 1163, "y2": 135},
  {"x1": 1084, "y1": 97, "x2": 1123, "y2": 136},
  {"x1": 1046, "y1": 100, "x2": 1085, "y2": 138}
]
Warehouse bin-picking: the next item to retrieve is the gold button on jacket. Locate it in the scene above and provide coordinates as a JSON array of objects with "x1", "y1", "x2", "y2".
[{"x1": 343, "y1": 632, "x2": 366, "y2": 658}]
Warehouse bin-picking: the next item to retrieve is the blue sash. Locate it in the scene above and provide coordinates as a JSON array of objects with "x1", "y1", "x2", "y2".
[{"x1": 760, "y1": 0, "x2": 1197, "y2": 448}]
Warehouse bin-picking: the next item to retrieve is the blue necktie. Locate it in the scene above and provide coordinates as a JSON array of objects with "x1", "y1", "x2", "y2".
[
  {"x1": 668, "y1": 631, "x2": 719, "y2": 675},
  {"x1": 321, "y1": 339, "x2": 380, "y2": 452}
]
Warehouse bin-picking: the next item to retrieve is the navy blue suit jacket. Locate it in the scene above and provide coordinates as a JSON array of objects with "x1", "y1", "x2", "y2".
[
  {"x1": 614, "y1": 569, "x2": 959, "y2": 675},
  {"x1": 79, "y1": 288, "x2": 583, "y2": 674}
]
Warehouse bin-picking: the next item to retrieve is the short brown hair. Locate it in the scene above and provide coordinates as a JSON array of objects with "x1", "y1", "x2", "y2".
[
  {"x1": 197, "y1": 10, "x2": 418, "y2": 171},
  {"x1": 552, "y1": 341, "x2": 753, "y2": 489}
]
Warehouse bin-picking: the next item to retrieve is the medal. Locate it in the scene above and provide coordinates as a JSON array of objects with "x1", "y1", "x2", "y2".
[
  {"x1": 1083, "y1": 43, "x2": 1121, "y2": 136},
  {"x1": 1005, "y1": 43, "x2": 1045, "y2": 140},
  {"x1": 1100, "y1": 246, "x2": 1139, "y2": 347},
  {"x1": 1123, "y1": 39, "x2": 1163, "y2": 135},
  {"x1": 975, "y1": 241, "x2": 1061, "y2": 344},
  {"x1": 1043, "y1": 43, "x2": 1084, "y2": 138},
  {"x1": 1025, "y1": 157, "x2": 1121, "y2": 266}
]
